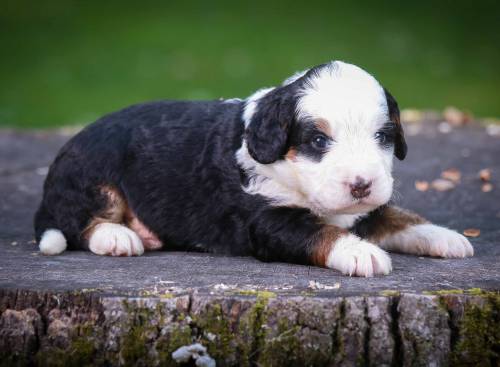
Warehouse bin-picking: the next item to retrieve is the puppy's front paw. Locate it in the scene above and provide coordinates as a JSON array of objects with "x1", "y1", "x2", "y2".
[
  {"x1": 88, "y1": 223, "x2": 144, "y2": 256},
  {"x1": 326, "y1": 234, "x2": 392, "y2": 277},
  {"x1": 407, "y1": 224, "x2": 473, "y2": 258}
]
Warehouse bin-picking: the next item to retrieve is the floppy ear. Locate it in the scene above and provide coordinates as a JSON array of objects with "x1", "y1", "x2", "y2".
[
  {"x1": 384, "y1": 88, "x2": 407, "y2": 160},
  {"x1": 245, "y1": 88, "x2": 294, "y2": 164}
]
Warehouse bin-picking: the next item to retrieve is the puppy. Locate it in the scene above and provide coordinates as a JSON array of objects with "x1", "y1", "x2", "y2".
[{"x1": 34, "y1": 61, "x2": 473, "y2": 277}]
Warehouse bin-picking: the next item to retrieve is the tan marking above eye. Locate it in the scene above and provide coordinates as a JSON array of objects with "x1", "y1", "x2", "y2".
[
  {"x1": 315, "y1": 118, "x2": 332, "y2": 137},
  {"x1": 285, "y1": 147, "x2": 298, "y2": 162}
]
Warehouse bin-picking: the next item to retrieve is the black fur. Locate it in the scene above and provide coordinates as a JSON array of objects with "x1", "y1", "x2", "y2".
[
  {"x1": 384, "y1": 88, "x2": 407, "y2": 160},
  {"x1": 34, "y1": 99, "x2": 324, "y2": 263},
  {"x1": 350, "y1": 206, "x2": 387, "y2": 238}
]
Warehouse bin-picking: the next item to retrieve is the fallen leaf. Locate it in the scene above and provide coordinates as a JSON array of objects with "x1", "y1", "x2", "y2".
[
  {"x1": 482, "y1": 183, "x2": 493, "y2": 192},
  {"x1": 431, "y1": 179, "x2": 455, "y2": 191},
  {"x1": 441, "y1": 168, "x2": 461, "y2": 183},
  {"x1": 479, "y1": 168, "x2": 491, "y2": 182},
  {"x1": 401, "y1": 109, "x2": 422, "y2": 123},
  {"x1": 415, "y1": 180, "x2": 429, "y2": 191},
  {"x1": 443, "y1": 106, "x2": 472, "y2": 126},
  {"x1": 463, "y1": 228, "x2": 480, "y2": 238}
]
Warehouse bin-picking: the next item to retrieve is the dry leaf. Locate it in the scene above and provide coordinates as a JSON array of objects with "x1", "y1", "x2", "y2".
[
  {"x1": 479, "y1": 168, "x2": 491, "y2": 182},
  {"x1": 463, "y1": 228, "x2": 480, "y2": 238},
  {"x1": 482, "y1": 183, "x2": 493, "y2": 192},
  {"x1": 441, "y1": 168, "x2": 461, "y2": 183},
  {"x1": 401, "y1": 109, "x2": 422, "y2": 123},
  {"x1": 443, "y1": 106, "x2": 471, "y2": 126},
  {"x1": 415, "y1": 180, "x2": 429, "y2": 191},
  {"x1": 431, "y1": 179, "x2": 455, "y2": 191}
]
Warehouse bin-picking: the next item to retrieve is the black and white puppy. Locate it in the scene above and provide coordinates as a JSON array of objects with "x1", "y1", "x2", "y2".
[{"x1": 35, "y1": 61, "x2": 473, "y2": 277}]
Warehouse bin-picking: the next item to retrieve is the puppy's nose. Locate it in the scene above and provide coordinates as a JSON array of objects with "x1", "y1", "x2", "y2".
[{"x1": 349, "y1": 177, "x2": 372, "y2": 199}]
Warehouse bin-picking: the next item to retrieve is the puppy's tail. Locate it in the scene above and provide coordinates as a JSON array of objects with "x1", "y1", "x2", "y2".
[
  {"x1": 34, "y1": 205, "x2": 67, "y2": 255},
  {"x1": 38, "y1": 229, "x2": 67, "y2": 255}
]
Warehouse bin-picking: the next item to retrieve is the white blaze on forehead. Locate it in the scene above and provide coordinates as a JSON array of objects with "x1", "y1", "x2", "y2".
[{"x1": 297, "y1": 61, "x2": 388, "y2": 130}]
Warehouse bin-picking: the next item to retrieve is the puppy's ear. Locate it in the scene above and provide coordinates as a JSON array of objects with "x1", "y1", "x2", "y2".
[
  {"x1": 384, "y1": 88, "x2": 407, "y2": 160},
  {"x1": 245, "y1": 88, "x2": 294, "y2": 164}
]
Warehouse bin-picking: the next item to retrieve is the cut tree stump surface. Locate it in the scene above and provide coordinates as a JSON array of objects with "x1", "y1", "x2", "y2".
[
  {"x1": 1, "y1": 119, "x2": 499, "y2": 366},
  {"x1": 1, "y1": 122, "x2": 499, "y2": 296}
]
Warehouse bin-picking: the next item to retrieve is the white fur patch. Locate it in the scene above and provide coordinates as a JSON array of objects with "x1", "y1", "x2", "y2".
[
  {"x1": 296, "y1": 61, "x2": 387, "y2": 123},
  {"x1": 39, "y1": 229, "x2": 67, "y2": 255},
  {"x1": 378, "y1": 224, "x2": 474, "y2": 258},
  {"x1": 242, "y1": 87, "x2": 275, "y2": 127},
  {"x1": 88, "y1": 223, "x2": 144, "y2": 257},
  {"x1": 326, "y1": 234, "x2": 392, "y2": 277},
  {"x1": 324, "y1": 214, "x2": 365, "y2": 229},
  {"x1": 236, "y1": 141, "x2": 309, "y2": 207}
]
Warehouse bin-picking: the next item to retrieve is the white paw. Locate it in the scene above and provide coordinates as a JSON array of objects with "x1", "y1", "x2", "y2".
[
  {"x1": 88, "y1": 223, "x2": 144, "y2": 256},
  {"x1": 381, "y1": 224, "x2": 474, "y2": 258},
  {"x1": 326, "y1": 234, "x2": 392, "y2": 277}
]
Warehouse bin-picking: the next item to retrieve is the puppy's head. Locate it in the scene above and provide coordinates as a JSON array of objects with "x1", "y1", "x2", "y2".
[{"x1": 240, "y1": 61, "x2": 406, "y2": 216}]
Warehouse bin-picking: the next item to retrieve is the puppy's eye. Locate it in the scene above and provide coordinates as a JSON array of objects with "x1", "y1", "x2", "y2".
[
  {"x1": 374, "y1": 131, "x2": 388, "y2": 144},
  {"x1": 311, "y1": 135, "x2": 328, "y2": 150}
]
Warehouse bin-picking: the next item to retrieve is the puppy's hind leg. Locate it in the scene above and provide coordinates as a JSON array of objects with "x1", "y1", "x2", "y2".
[
  {"x1": 88, "y1": 223, "x2": 144, "y2": 256},
  {"x1": 84, "y1": 186, "x2": 144, "y2": 256}
]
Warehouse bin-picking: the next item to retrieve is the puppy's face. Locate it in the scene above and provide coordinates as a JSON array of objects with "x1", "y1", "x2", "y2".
[{"x1": 239, "y1": 61, "x2": 406, "y2": 217}]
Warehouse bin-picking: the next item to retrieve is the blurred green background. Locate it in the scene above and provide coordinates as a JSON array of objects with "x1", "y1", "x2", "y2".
[{"x1": 1, "y1": 0, "x2": 499, "y2": 128}]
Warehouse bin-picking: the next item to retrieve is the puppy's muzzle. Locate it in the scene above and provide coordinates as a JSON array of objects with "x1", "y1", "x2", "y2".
[{"x1": 349, "y1": 177, "x2": 372, "y2": 199}]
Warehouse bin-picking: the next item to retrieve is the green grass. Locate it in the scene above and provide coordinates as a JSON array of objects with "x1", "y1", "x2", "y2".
[{"x1": 1, "y1": 0, "x2": 499, "y2": 128}]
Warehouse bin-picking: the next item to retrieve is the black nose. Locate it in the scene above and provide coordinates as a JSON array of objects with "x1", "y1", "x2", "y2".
[{"x1": 349, "y1": 177, "x2": 372, "y2": 199}]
